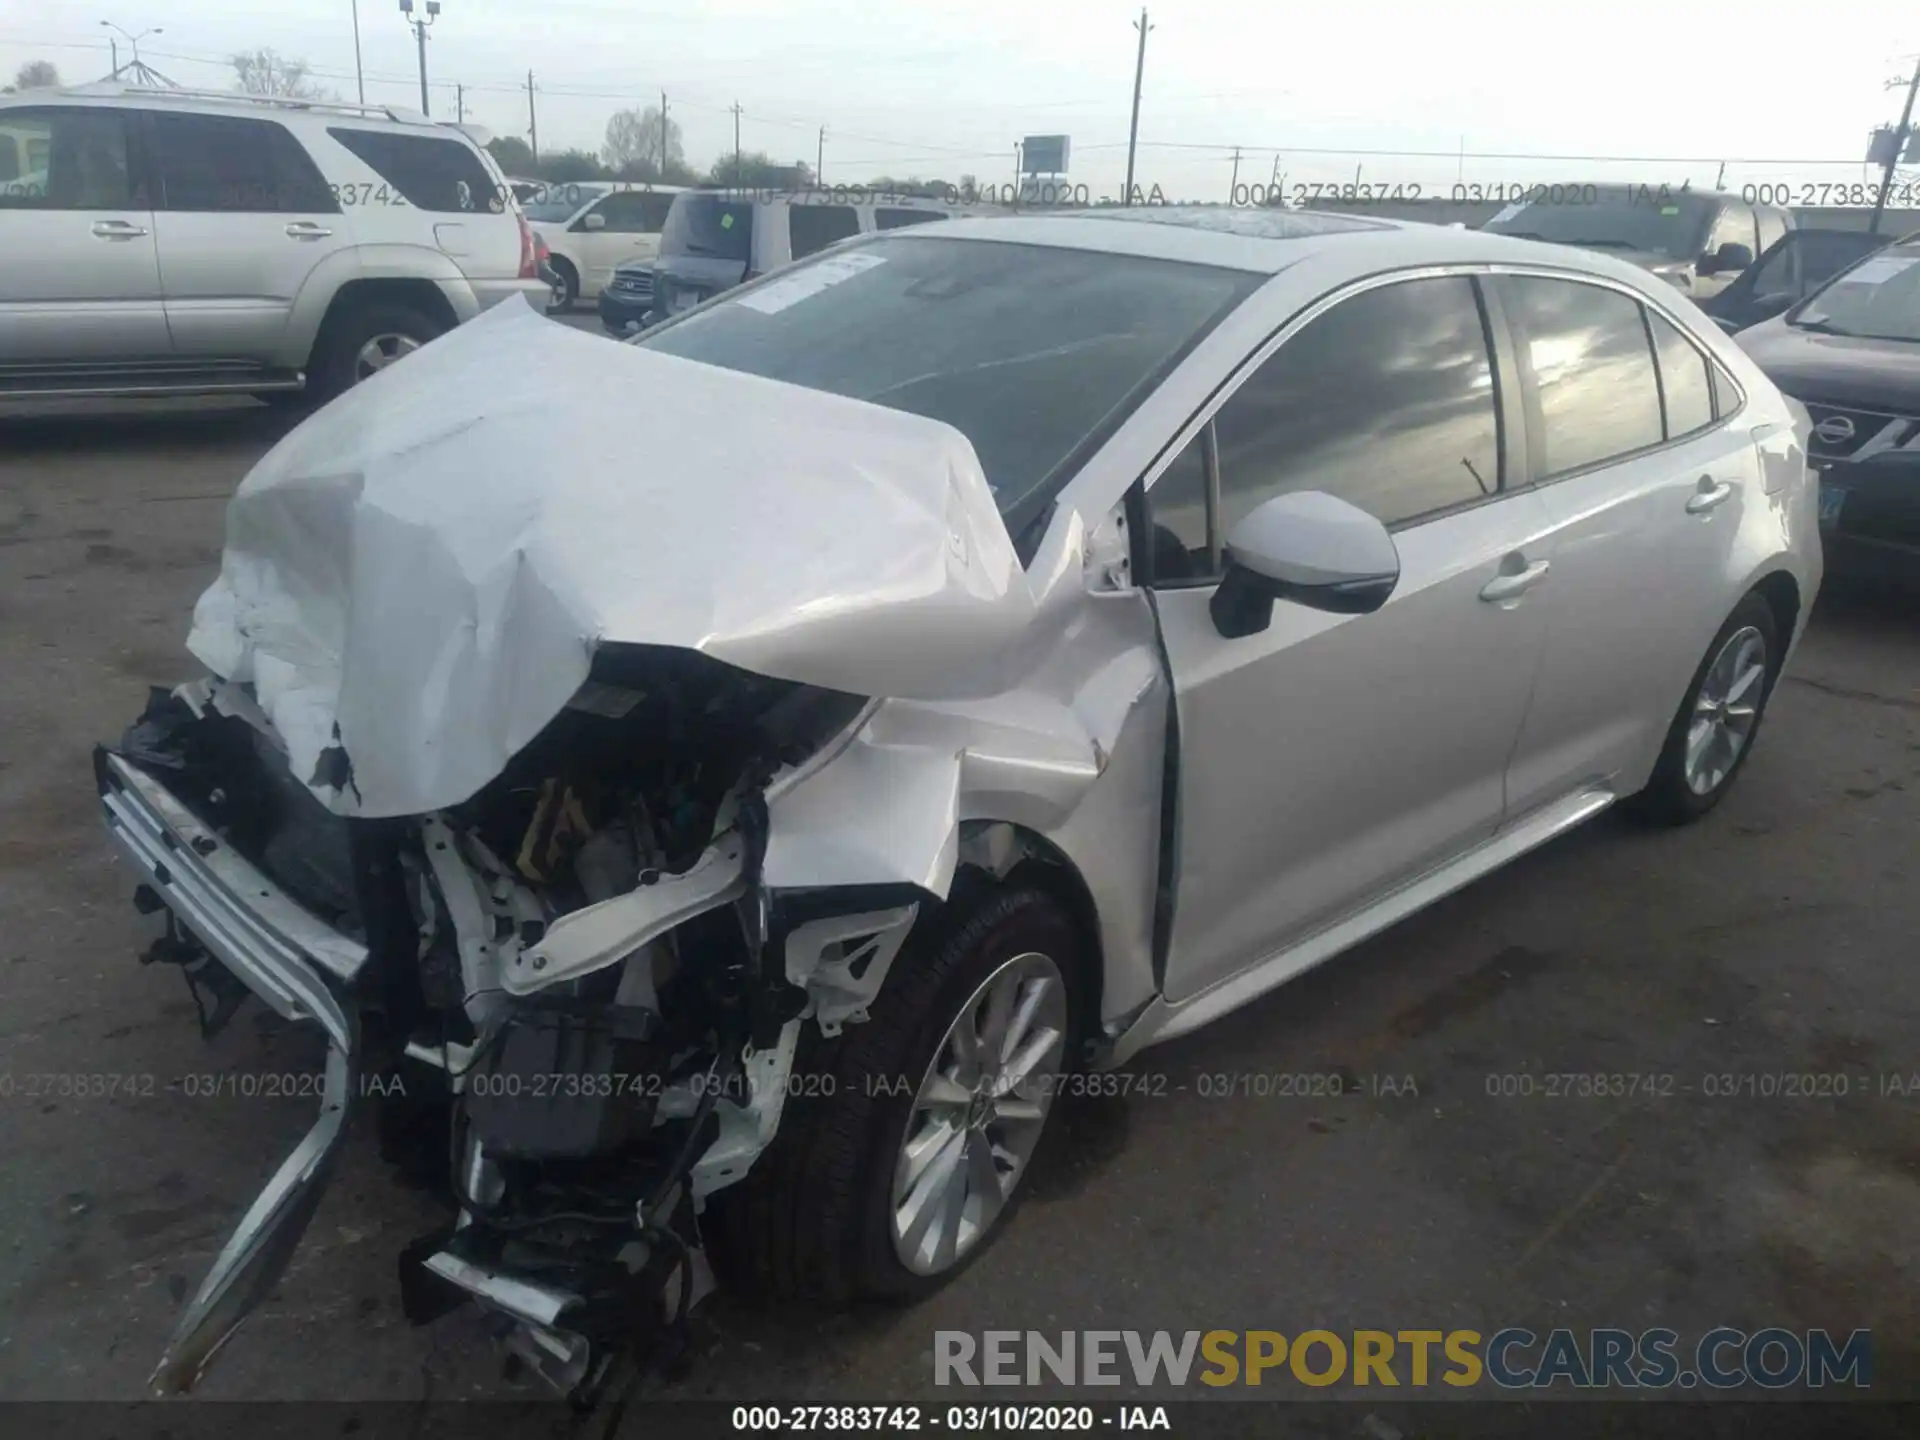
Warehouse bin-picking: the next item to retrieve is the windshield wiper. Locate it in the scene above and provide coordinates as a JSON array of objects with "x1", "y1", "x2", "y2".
[
  {"x1": 1566, "y1": 238, "x2": 1638, "y2": 249},
  {"x1": 1790, "y1": 316, "x2": 1845, "y2": 335}
]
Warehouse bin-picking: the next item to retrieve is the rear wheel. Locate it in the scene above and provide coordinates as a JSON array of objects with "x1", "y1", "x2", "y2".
[
  {"x1": 309, "y1": 302, "x2": 445, "y2": 401},
  {"x1": 1628, "y1": 592, "x2": 1780, "y2": 825},
  {"x1": 705, "y1": 885, "x2": 1082, "y2": 1306}
]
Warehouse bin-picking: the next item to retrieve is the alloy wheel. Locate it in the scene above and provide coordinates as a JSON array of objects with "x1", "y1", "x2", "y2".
[
  {"x1": 1684, "y1": 624, "x2": 1768, "y2": 795},
  {"x1": 353, "y1": 332, "x2": 421, "y2": 383},
  {"x1": 890, "y1": 950, "x2": 1067, "y2": 1276}
]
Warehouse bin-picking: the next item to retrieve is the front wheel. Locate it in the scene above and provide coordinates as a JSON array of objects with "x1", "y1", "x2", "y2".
[
  {"x1": 704, "y1": 886, "x2": 1083, "y2": 1306},
  {"x1": 1628, "y1": 592, "x2": 1781, "y2": 825}
]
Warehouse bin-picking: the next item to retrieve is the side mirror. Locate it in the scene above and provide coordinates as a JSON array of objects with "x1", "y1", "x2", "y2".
[
  {"x1": 583, "y1": 211, "x2": 608, "y2": 232},
  {"x1": 1209, "y1": 491, "x2": 1400, "y2": 639}
]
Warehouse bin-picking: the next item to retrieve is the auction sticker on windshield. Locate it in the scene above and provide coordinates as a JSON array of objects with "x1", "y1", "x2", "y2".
[
  {"x1": 1830, "y1": 254, "x2": 1919, "y2": 288},
  {"x1": 736, "y1": 251, "x2": 888, "y2": 315}
]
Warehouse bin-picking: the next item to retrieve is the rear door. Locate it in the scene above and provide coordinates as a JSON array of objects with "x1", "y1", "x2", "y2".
[
  {"x1": 1150, "y1": 273, "x2": 1555, "y2": 1002},
  {"x1": 0, "y1": 104, "x2": 168, "y2": 367},
  {"x1": 1498, "y1": 275, "x2": 1760, "y2": 815},
  {"x1": 145, "y1": 110, "x2": 345, "y2": 363}
]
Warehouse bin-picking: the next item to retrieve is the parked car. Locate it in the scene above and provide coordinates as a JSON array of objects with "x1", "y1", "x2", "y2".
[
  {"x1": 1482, "y1": 185, "x2": 1794, "y2": 302},
  {"x1": 1736, "y1": 236, "x2": 1920, "y2": 588},
  {"x1": 1702, "y1": 228, "x2": 1891, "y2": 334},
  {"x1": 100, "y1": 209, "x2": 1818, "y2": 1400},
  {"x1": 0, "y1": 85, "x2": 545, "y2": 401},
  {"x1": 597, "y1": 259, "x2": 655, "y2": 335},
  {"x1": 522, "y1": 181, "x2": 687, "y2": 312},
  {"x1": 645, "y1": 188, "x2": 958, "y2": 323}
]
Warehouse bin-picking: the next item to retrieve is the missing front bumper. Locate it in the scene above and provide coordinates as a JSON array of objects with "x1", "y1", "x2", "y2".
[{"x1": 96, "y1": 747, "x2": 365, "y2": 1394}]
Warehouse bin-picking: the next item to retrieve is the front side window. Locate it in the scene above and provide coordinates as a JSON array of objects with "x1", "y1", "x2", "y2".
[
  {"x1": 1209, "y1": 276, "x2": 1500, "y2": 538},
  {"x1": 1754, "y1": 208, "x2": 1788, "y2": 256},
  {"x1": 640, "y1": 235, "x2": 1261, "y2": 529},
  {"x1": 1500, "y1": 276, "x2": 1663, "y2": 477},
  {"x1": 1705, "y1": 202, "x2": 1757, "y2": 259},
  {"x1": 325, "y1": 127, "x2": 497, "y2": 213},
  {"x1": 150, "y1": 112, "x2": 334, "y2": 213},
  {"x1": 0, "y1": 108, "x2": 138, "y2": 210},
  {"x1": 787, "y1": 203, "x2": 860, "y2": 259},
  {"x1": 587, "y1": 190, "x2": 673, "y2": 233}
]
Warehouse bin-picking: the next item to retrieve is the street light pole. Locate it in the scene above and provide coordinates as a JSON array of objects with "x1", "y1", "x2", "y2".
[
  {"x1": 1871, "y1": 65, "x2": 1920, "y2": 236},
  {"x1": 1123, "y1": 8, "x2": 1152, "y2": 206},
  {"x1": 351, "y1": 0, "x2": 366, "y2": 103},
  {"x1": 99, "y1": 21, "x2": 161, "y2": 77},
  {"x1": 398, "y1": 0, "x2": 440, "y2": 117}
]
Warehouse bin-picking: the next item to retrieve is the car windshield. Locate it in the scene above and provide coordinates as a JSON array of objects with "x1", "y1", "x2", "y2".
[
  {"x1": 638, "y1": 235, "x2": 1262, "y2": 529},
  {"x1": 1791, "y1": 246, "x2": 1920, "y2": 341},
  {"x1": 1484, "y1": 189, "x2": 1711, "y2": 260},
  {"x1": 658, "y1": 192, "x2": 755, "y2": 263},
  {"x1": 522, "y1": 182, "x2": 612, "y2": 223}
]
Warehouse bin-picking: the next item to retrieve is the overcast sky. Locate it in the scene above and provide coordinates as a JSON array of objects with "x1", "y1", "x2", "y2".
[{"x1": 3, "y1": 0, "x2": 1915, "y2": 199}]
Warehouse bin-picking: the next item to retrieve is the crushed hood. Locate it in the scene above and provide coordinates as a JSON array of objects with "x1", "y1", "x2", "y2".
[{"x1": 188, "y1": 298, "x2": 1035, "y2": 818}]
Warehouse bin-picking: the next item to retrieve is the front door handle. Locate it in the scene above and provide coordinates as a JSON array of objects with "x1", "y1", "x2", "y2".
[
  {"x1": 1479, "y1": 558, "x2": 1551, "y2": 603},
  {"x1": 90, "y1": 219, "x2": 148, "y2": 240},
  {"x1": 1687, "y1": 475, "x2": 1736, "y2": 514},
  {"x1": 285, "y1": 222, "x2": 333, "y2": 240}
]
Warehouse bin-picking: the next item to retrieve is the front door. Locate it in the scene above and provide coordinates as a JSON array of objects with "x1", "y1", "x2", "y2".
[
  {"x1": 572, "y1": 190, "x2": 673, "y2": 297},
  {"x1": 1145, "y1": 274, "x2": 1554, "y2": 1004},
  {"x1": 0, "y1": 105, "x2": 168, "y2": 367},
  {"x1": 145, "y1": 110, "x2": 347, "y2": 364}
]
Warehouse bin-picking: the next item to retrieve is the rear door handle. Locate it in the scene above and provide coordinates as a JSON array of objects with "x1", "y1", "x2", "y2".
[
  {"x1": 285, "y1": 222, "x2": 333, "y2": 240},
  {"x1": 1687, "y1": 476, "x2": 1736, "y2": 514},
  {"x1": 90, "y1": 219, "x2": 148, "y2": 240},
  {"x1": 1479, "y1": 558, "x2": 1551, "y2": 603}
]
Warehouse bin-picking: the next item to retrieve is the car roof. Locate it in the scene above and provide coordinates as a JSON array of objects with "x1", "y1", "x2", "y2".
[
  {"x1": 0, "y1": 83, "x2": 447, "y2": 133},
  {"x1": 923, "y1": 205, "x2": 1693, "y2": 285}
]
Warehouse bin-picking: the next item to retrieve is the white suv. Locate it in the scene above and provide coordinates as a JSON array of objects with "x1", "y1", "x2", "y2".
[{"x1": 0, "y1": 85, "x2": 547, "y2": 402}]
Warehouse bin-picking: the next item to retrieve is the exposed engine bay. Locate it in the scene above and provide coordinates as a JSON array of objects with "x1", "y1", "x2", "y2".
[{"x1": 110, "y1": 647, "x2": 925, "y2": 1403}]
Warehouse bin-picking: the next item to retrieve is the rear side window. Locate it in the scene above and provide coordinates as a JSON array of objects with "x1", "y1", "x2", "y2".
[
  {"x1": 0, "y1": 107, "x2": 141, "y2": 209},
  {"x1": 150, "y1": 112, "x2": 335, "y2": 213},
  {"x1": 325, "y1": 127, "x2": 498, "y2": 213},
  {"x1": 1647, "y1": 311, "x2": 1714, "y2": 439},
  {"x1": 788, "y1": 203, "x2": 860, "y2": 258},
  {"x1": 876, "y1": 207, "x2": 946, "y2": 231},
  {"x1": 1207, "y1": 276, "x2": 1500, "y2": 537},
  {"x1": 1500, "y1": 276, "x2": 1663, "y2": 477},
  {"x1": 659, "y1": 193, "x2": 752, "y2": 263}
]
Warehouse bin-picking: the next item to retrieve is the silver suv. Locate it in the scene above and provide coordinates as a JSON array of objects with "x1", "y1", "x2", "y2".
[{"x1": 0, "y1": 85, "x2": 546, "y2": 401}]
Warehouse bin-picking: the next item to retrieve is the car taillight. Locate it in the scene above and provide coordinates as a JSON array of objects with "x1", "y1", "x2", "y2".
[{"x1": 517, "y1": 214, "x2": 538, "y2": 279}]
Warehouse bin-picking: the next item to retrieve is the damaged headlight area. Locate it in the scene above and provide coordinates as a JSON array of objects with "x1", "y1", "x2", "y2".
[{"x1": 100, "y1": 647, "x2": 916, "y2": 1403}]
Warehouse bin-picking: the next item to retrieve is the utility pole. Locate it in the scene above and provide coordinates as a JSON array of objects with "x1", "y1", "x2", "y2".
[
  {"x1": 817, "y1": 126, "x2": 825, "y2": 184},
  {"x1": 107, "y1": 36, "x2": 118, "y2": 73},
  {"x1": 659, "y1": 91, "x2": 668, "y2": 175},
  {"x1": 1229, "y1": 146, "x2": 1241, "y2": 202},
  {"x1": 732, "y1": 102, "x2": 743, "y2": 186},
  {"x1": 351, "y1": 0, "x2": 365, "y2": 103},
  {"x1": 398, "y1": 0, "x2": 440, "y2": 117},
  {"x1": 1871, "y1": 64, "x2": 1920, "y2": 235},
  {"x1": 1013, "y1": 140, "x2": 1023, "y2": 205},
  {"x1": 456, "y1": 83, "x2": 464, "y2": 123},
  {"x1": 527, "y1": 71, "x2": 538, "y2": 161},
  {"x1": 1123, "y1": 8, "x2": 1151, "y2": 205}
]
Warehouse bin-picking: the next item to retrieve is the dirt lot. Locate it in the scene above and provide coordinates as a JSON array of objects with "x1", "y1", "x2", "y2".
[{"x1": 1, "y1": 377, "x2": 1918, "y2": 1418}]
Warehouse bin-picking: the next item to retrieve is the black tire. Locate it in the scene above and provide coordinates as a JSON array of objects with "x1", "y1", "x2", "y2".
[
  {"x1": 546, "y1": 259, "x2": 578, "y2": 314},
  {"x1": 309, "y1": 302, "x2": 445, "y2": 401},
  {"x1": 704, "y1": 884, "x2": 1084, "y2": 1308},
  {"x1": 1627, "y1": 591, "x2": 1781, "y2": 826}
]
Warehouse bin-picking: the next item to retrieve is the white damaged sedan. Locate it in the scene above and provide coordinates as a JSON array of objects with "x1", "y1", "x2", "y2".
[{"x1": 99, "y1": 207, "x2": 1821, "y2": 1397}]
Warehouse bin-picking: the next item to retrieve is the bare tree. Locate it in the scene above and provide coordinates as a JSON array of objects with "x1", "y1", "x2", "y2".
[
  {"x1": 602, "y1": 106, "x2": 684, "y2": 175},
  {"x1": 232, "y1": 49, "x2": 330, "y2": 100},
  {"x1": 7, "y1": 60, "x2": 60, "y2": 92}
]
